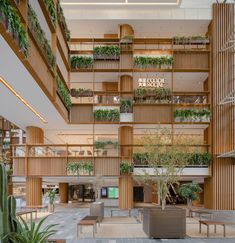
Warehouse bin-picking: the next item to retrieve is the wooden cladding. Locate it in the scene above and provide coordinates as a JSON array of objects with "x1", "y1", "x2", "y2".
[
  {"x1": 119, "y1": 126, "x2": 133, "y2": 158},
  {"x1": 26, "y1": 177, "x2": 42, "y2": 207},
  {"x1": 119, "y1": 175, "x2": 133, "y2": 209},
  {"x1": 94, "y1": 158, "x2": 120, "y2": 176},
  {"x1": 120, "y1": 75, "x2": 133, "y2": 92},
  {"x1": 134, "y1": 105, "x2": 172, "y2": 123},
  {"x1": 204, "y1": 3, "x2": 235, "y2": 210},
  {"x1": 59, "y1": 183, "x2": 69, "y2": 203},
  {"x1": 26, "y1": 126, "x2": 44, "y2": 144},
  {"x1": 70, "y1": 104, "x2": 94, "y2": 123},
  {"x1": 119, "y1": 24, "x2": 134, "y2": 39},
  {"x1": 174, "y1": 53, "x2": 209, "y2": 70}
]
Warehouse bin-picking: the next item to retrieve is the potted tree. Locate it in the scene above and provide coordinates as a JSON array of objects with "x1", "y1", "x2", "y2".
[
  {"x1": 135, "y1": 128, "x2": 191, "y2": 238},
  {"x1": 178, "y1": 183, "x2": 203, "y2": 209},
  {"x1": 47, "y1": 189, "x2": 56, "y2": 213}
]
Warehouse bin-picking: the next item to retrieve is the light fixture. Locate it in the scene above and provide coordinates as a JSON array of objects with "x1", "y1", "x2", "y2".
[
  {"x1": 61, "y1": 0, "x2": 181, "y2": 6},
  {"x1": 0, "y1": 76, "x2": 47, "y2": 124}
]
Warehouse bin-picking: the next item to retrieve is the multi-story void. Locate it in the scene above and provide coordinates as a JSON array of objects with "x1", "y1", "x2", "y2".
[{"x1": 0, "y1": 0, "x2": 235, "y2": 215}]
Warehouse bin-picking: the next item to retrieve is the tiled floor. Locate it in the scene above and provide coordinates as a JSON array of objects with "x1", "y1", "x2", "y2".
[{"x1": 36, "y1": 204, "x2": 235, "y2": 243}]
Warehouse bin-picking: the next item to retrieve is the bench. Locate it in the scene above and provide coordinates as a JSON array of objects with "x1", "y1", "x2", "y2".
[
  {"x1": 111, "y1": 209, "x2": 131, "y2": 218},
  {"x1": 199, "y1": 220, "x2": 235, "y2": 237},
  {"x1": 77, "y1": 216, "x2": 99, "y2": 238},
  {"x1": 189, "y1": 209, "x2": 213, "y2": 220},
  {"x1": 48, "y1": 240, "x2": 66, "y2": 243},
  {"x1": 16, "y1": 209, "x2": 37, "y2": 223},
  {"x1": 24, "y1": 205, "x2": 48, "y2": 212}
]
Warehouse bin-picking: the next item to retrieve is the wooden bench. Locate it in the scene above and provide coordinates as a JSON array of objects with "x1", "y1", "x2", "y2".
[
  {"x1": 111, "y1": 209, "x2": 131, "y2": 218},
  {"x1": 189, "y1": 209, "x2": 213, "y2": 220},
  {"x1": 16, "y1": 209, "x2": 37, "y2": 223},
  {"x1": 48, "y1": 240, "x2": 66, "y2": 243},
  {"x1": 77, "y1": 216, "x2": 99, "y2": 238},
  {"x1": 199, "y1": 220, "x2": 235, "y2": 237}
]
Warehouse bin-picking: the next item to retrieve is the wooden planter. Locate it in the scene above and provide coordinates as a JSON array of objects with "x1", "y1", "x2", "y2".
[{"x1": 143, "y1": 206, "x2": 186, "y2": 239}]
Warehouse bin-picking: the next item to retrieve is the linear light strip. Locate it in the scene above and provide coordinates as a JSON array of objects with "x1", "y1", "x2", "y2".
[
  {"x1": 0, "y1": 76, "x2": 47, "y2": 124},
  {"x1": 61, "y1": 0, "x2": 180, "y2": 6}
]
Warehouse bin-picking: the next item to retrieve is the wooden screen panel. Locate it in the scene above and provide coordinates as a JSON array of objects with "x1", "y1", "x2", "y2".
[
  {"x1": 174, "y1": 53, "x2": 209, "y2": 69},
  {"x1": 13, "y1": 158, "x2": 25, "y2": 176},
  {"x1": 119, "y1": 126, "x2": 133, "y2": 158},
  {"x1": 26, "y1": 177, "x2": 42, "y2": 207},
  {"x1": 26, "y1": 127, "x2": 44, "y2": 144},
  {"x1": 94, "y1": 158, "x2": 120, "y2": 176},
  {"x1": 204, "y1": 3, "x2": 235, "y2": 210},
  {"x1": 94, "y1": 61, "x2": 119, "y2": 70},
  {"x1": 27, "y1": 158, "x2": 67, "y2": 176},
  {"x1": 70, "y1": 105, "x2": 93, "y2": 123},
  {"x1": 102, "y1": 82, "x2": 119, "y2": 91},
  {"x1": 120, "y1": 24, "x2": 134, "y2": 38},
  {"x1": 120, "y1": 54, "x2": 133, "y2": 69},
  {"x1": 134, "y1": 105, "x2": 171, "y2": 123}
]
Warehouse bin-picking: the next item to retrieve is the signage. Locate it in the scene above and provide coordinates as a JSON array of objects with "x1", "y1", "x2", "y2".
[{"x1": 138, "y1": 78, "x2": 165, "y2": 88}]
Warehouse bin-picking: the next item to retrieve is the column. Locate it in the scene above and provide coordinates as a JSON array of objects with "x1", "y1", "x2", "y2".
[
  {"x1": 59, "y1": 183, "x2": 69, "y2": 203},
  {"x1": 26, "y1": 126, "x2": 43, "y2": 207}
]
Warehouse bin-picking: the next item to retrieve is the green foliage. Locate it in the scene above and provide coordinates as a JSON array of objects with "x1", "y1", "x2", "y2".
[
  {"x1": 70, "y1": 88, "x2": 93, "y2": 97},
  {"x1": 120, "y1": 99, "x2": 133, "y2": 113},
  {"x1": 174, "y1": 35, "x2": 209, "y2": 45},
  {"x1": 121, "y1": 35, "x2": 134, "y2": 41},
  {"x1": 56, "y1": 76, "x2": 72, "y2": 109},
  {"x1": 0, "y1": 164, "x2": 19, "y2": 243},
  {"x1": 7, "y1": 216, "x2": 57, "y2": 243},
  {"x1": 47, "y1": 189, "x2": 56, "y2": 204},
  {"x1": 120, "y1": 162, "x2": 133, "y2": 175},
  {"x1": 188, "y1": 152, "x2": 212, "y2": 166},
  {"x1": 94, "y1": 109, "x2": 120, "y2": 122},
  {"x1": 178, "y1": 183, "x2": 203, "y2": 201},
  {"x1": 93, "y1": 45, "x2": 120, "y2": 59},
  {"x1": 133, "y1": 152, "x2": 212, "y2": 166},
  {"x1": 174, "y1": 108, "x2": 211, "y2": 122},
  {"x1": 94, "y1": 140, "x2": 118, "y2": 149},
  {"x1": 44, "y1": 0, "x2": 57, "y2": 25},
  {"x1": 28, "y1": 4, "x2": 56, "y2": 68},
  {"x1": 0, "y1": 0, "x2": 28, "y2": 56},
  {"x1": 57, "y1": 0, "x2": 70, "y2": 41},
  {"x1": 70, "y1": 56, "x2": 93, "y2": 69},
  {"x1": 134, "y1": 87, "x2": 172, "y2": 103},
  {"x1": 134, "y1": 56, "x2": 174, "y2": 69},
  {"x1": 67, "y1": 161, "x2": 94, "y2": 175}
]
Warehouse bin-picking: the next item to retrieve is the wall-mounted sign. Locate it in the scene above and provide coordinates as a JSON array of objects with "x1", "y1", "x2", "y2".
[{"x1": 138, "y1": 78, "x2": 165, "y2": 88}]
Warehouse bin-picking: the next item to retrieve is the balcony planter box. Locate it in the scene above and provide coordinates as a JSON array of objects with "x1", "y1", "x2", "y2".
[
  {"x1": 143, "y1": 206, "x2": 186, "y2": 239},
  {"x1": 94, "y1": 54, "x2": 119, "y2": 60},
  {"x1": 120, "y1": 113, "x2": 133, "y2": 122}
]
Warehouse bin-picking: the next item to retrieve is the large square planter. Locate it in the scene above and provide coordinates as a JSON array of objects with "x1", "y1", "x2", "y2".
[
  {"x1": 143, "y1": 206, "x2": 186, "y2": 239},
  {"x1": 120, "y1": 113, "x2": 133, "y2": 122}
]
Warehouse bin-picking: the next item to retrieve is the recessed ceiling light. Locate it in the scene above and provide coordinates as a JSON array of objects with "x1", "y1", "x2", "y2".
[{"x1": 0, "y1": 76, "x2": 47, "y2": 124}]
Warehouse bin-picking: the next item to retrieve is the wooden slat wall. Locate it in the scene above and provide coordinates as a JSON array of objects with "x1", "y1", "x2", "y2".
[
  {"x1": 204, "y1": 3, "x2": 235, "y2": 210},
  {"x1": 134, "y1": 105, "x2": 172, "y2": 123},
  {"x1": 119, "y1": 175, "x2": 133, "y2": 209},
  {"x1": 94, "y1": 158, "x2": 120, "y2": 176},
  {"x1": 120, "y1": 75, "x2": 133, "y2": 92},
  {"x1": 70, "y1": 105, "x2": 94, "y2": 123},
  {"x1": 174, "y1": 53, "x2": 209, "y2": 69},
  {"x1": 26, "y1": 177, "x2": 42, "y2": 206}
]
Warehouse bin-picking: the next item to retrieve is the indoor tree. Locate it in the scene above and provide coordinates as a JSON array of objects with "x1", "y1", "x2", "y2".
[
  {"x1": 135, "y1": 128, "x2": 192, "y2": 210},
  {"x1": 178, "y1": 183, "x2": 203, "y2": 208}
]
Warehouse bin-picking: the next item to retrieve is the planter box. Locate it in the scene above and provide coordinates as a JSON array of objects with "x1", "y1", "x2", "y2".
[
  {"x1": 120, "y1": 113, "x2": 133, "y2": 122},
  {"x1": 143, "y1": 206, "x2": 186, "y2": 239}
]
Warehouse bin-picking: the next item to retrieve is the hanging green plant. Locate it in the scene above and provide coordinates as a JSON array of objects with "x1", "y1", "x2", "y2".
[
  {"x1": 28, "y1": 4, "x2": 56, "y2": 68},
  {"x1": 67, "y1": 161, "x2": 93, "y2": 175},
  {"x1": 120, "y1": 161, "x2": 133, "y2": 175},
  {"x1": 174, "y1": 108, "x2": 211, "y2": 122},
  {"x1": 134, "y1": 56, "x2": 173, "y2": 69},
  {"x1": 174, "y1": 35, "x2": 209, "y2": 45},
  {"x1": 57, "y1": 0, "x2": 70, "y2": 41},
  {"x1": 56, "y1": 76, "x2": 72, "y2": 109},
  {"x1": 44, "y1": 0, "x2": 57, "y2": 25},
  {"x1": 0, "y1": 0, "x2": 29, "y2": 56},
  {"x1": 94, "y1": 140, "x2": 118, "y2": 149},
  {"x1": 93, "y1": 45, "x2": 120, "y2": 60},
  {"x1": 70, "y1": 56, "x2": 93, "y2": 69},
  {"x1": 70, "y1": 88, "x2": 93, "y2": 97},
  {"x1": 94, "y1": 109, "x2": 120, "y2": 122}
]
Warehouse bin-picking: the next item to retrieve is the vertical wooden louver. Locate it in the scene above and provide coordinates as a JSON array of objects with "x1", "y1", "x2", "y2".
[{"x1": 204, "y1": 3, "x2": 235, "y2": 210}]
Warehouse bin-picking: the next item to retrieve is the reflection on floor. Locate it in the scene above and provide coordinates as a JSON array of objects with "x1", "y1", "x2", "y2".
[{"x1": 22, "y1": 203, "x2": 235, "y2": 242}]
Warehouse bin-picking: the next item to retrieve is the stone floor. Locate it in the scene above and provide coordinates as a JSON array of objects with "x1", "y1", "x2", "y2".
[{"x1": 31, "y1": 204, "x2": 235, "y2": 243}]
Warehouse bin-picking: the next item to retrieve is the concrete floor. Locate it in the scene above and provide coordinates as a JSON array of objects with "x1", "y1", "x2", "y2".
[{"x1": 33, "y1": 204, "x2": 235, "y2": 243}]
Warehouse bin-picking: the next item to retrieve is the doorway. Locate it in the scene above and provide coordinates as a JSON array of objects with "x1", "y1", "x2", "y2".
[{"x1": 133, "y1": 186, "x2": 144, "y2": 202}]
